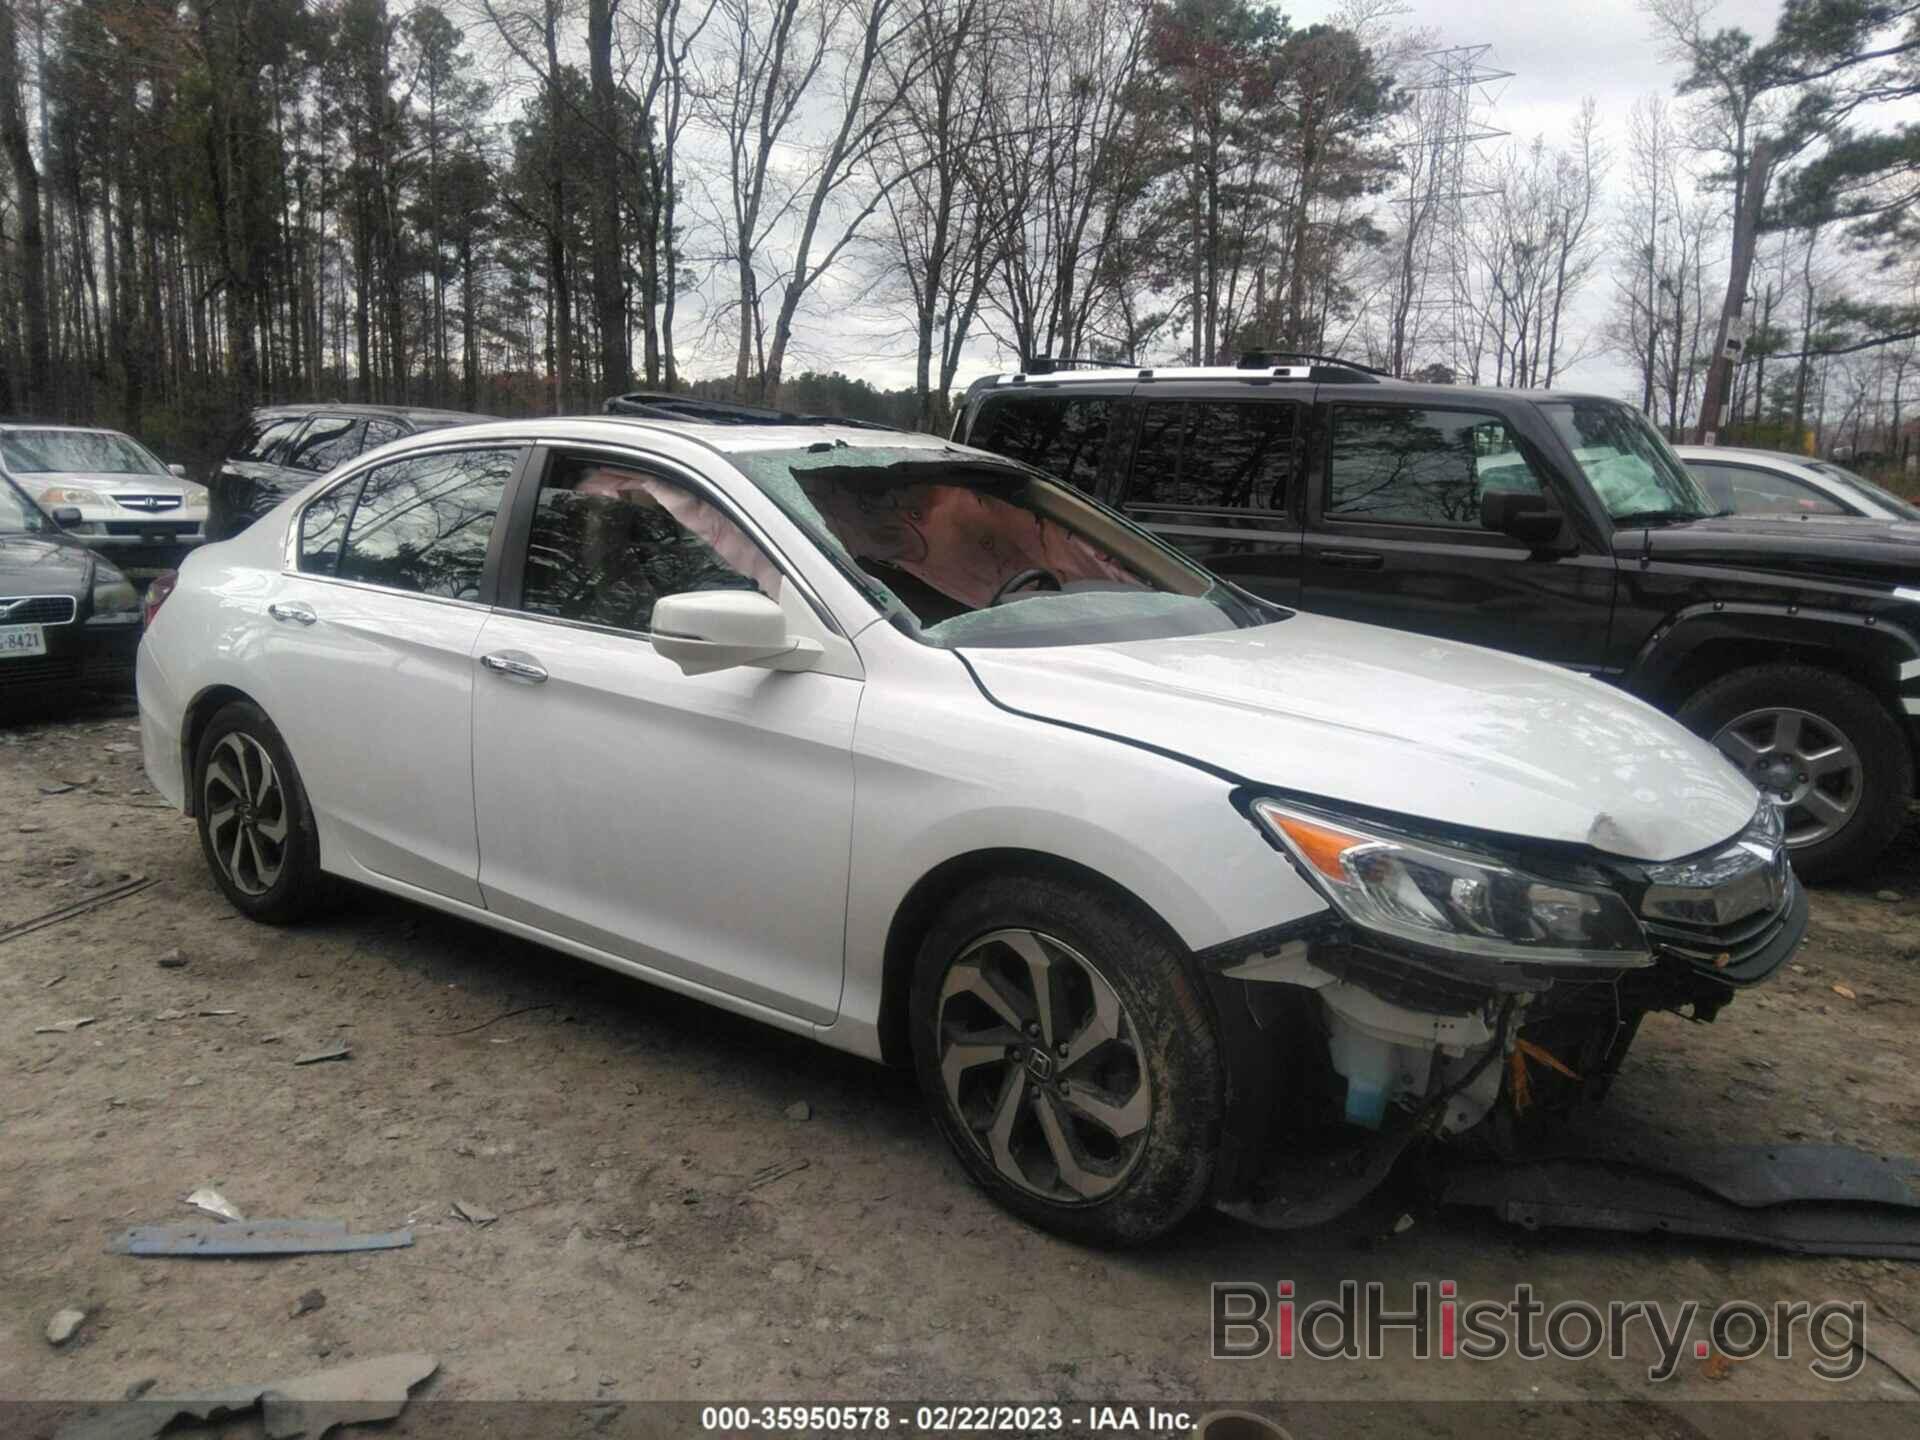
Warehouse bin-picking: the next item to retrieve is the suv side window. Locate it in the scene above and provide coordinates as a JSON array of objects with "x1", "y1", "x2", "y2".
[
  {"x1": 336, "y1": 447, "x2": 518, "y2": 599},
  {"x1": 968, "y1": 394, "x2": 1113, "y2": 492},
  {"x1": 362, "y1": 417, "x2": 409, "y2": 452},
  {"x1": 286, "y1": 416, "x2": 367, "y2": 474},
  {"x1": 519, "y1": 456, "x2": 779, "y2": 635},
  {"x1": 1126, "y1": 400, "x2": 1294, "y2": 513},
  {"x1": 1327, "y1": 406, "x2": 1541, "y2": 528},
  {"x1": 231, "y1": 414, "x2": 304, "y2": 464}
]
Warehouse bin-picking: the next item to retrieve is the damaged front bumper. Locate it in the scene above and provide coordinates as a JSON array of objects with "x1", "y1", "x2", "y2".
[{"x1": 1200, "y1": 834, "x2": 1808, "y2": 1229}]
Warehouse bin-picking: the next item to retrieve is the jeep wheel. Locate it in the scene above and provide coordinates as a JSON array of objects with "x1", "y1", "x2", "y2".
[
  {"x1": 908, "y1": 875, "x2": 1223, "y2": 1245},
  {"x1": 1678, "y1": 664, "x2": 1912, "y2": 882}
]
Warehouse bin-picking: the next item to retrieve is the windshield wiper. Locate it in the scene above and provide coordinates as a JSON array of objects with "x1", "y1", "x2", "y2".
[{"x1": 1611, "y1": 509, "x2": 1708, "y2": 529}]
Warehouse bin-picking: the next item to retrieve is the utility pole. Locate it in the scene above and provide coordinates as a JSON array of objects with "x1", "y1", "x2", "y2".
[{"x1": 1695, "y1": 139, "x2": 1773, "y2": 445}]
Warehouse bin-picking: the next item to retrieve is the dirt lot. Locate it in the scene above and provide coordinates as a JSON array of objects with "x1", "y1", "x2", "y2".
[{"x1": 4, "y1": 699, "x2": 1920, "y2": 1434}]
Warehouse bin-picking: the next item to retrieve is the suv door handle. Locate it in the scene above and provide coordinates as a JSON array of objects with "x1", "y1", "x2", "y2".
[
  {"x1": 480, "y1": 651, "x2": 549, "y2": 683},
  {"x1": 267, "y1": 601, "x2": 316, "y2": 625},
  {"x1": 1315, "y1": 549, "x2": 1384, "y2": 571}
]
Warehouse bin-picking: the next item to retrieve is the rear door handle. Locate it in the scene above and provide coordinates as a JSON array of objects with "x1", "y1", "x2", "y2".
[
  {"x1": 480, "y1": 651, "x2": 548, "y2": 683},
  {"x1": 267, "y1": 601, "x2": 316, "y2": 625},
  {"x1": 1314, "y1": 549, "x2": 1384, "y2": 571}
]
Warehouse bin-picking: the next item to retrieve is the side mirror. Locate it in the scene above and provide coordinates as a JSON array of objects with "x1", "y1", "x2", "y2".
[
  {"x1": 650, "y1": 590, "x2": 821, "y2": 676},
  {"x1": 168, "y1": 463, "x2": 190, "y2": 479},
  {"x1": 1481, "y1": 489, "x2": 1565, "y2": 548},
  {"x1": 51, "y1": 505, "x2": 84, "y2": 527}
]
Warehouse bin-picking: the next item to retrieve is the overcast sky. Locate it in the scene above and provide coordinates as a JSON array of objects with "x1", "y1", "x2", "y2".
[{"x1": 805, "y1": 0, "x2": 1792, "y2": 398}]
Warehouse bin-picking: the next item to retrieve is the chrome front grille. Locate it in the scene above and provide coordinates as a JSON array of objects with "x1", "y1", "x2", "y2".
[
  {"x1": 0, "y1": 594, "x2": 77, "y2": 625},
  {"x1": 1644, "y1": 903, "x2": 1791, "y2": 968},
  {"x1": 113, "y1": 493, "x2": 182, "y2": 511}
]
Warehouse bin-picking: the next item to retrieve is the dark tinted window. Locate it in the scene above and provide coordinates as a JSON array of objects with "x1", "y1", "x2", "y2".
[
  {"x1": 520, "y1": 458, "x2": 777, "y2": 634},
  {"x1": 362, "y1": 417, "x2": 408, "y2": 451},
  {"x1": 1690, "y1": 462, "x2": 1846, "y2": 517},
  {"x1": 1328, "y1": 406, "x2": 1541, "y2": 528},
  {"x1": 1127, "y1": 401, "x2": 1295, "y2": 512},
  {"x1": 297, "y1": 481, "x2": 360, "y2": 575},
  {"x1": 286, "y1": 416, "x2": 366, "y2": 474},
  {"x1": 967, "y1": 395, "x2": 1113, "y2": 491},
  {"x1": 336, "y1": 447, "x2": 516, "y2": 598},
  {"x1": 231, "y1": 415, "x2": 303, "y2": 463}
]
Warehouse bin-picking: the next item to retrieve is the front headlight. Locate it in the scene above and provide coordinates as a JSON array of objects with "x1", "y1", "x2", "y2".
[
  {"x1": 33, "y1": 484, "x2": 103, "y2": 507},
  {"x1": 1252, "y1": 799, "x2": 1651, "y2": 966},
  {"x1": 182, "y1": 485, "x2": 209, "y2": 513},
  {"x1": 89, "y1": 569, "x2": 142, "y2": 624}
]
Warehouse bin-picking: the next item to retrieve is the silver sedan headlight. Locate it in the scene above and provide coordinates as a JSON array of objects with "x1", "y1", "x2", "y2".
[{"x1": 1251, "y1": 799, "x2": 1651, "y2": 966}]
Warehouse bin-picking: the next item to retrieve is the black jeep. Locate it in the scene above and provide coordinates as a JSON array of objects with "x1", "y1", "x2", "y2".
[{"x1": 953, "y1": 357, "x2": 1920, "y2": 880}]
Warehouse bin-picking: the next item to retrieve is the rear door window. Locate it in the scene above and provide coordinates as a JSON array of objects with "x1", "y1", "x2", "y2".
[
  {"x1": 1326, "y1": 406, "x2": 1542, "y2": 528},
  {"x1": 967, "y1": 394, "x2": 1114, "y2": 492},
  {"x1": 362, "y1": 417, "x2": 409, "y2": 452},
  {"x1": 230, "y1": 415, "x2": 303, "y2": 464},
  {"x1": 285, "y1": 415, "x2": 367, "y2": 475},
  {"x1": 1125, "y1": 400, "x2": 1296, "y2": 514},
  {"x1": 336, "y1": 447, "x2": 518, "y2": 599},
  {"x1": 1691, "y1": 462, "x2": 1847, "y2": 517}
]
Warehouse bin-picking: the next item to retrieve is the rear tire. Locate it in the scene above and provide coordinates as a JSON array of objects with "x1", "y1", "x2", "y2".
[
  {"x1": 193, "y1": 700, "x2": 330, "y2": 923},
  {"x1": 908, "y1": 874, "x2": 1223, "y2": 1245},
  {"x1": 1677, "y1": 664, "x2": 1911, "y2": 882}
]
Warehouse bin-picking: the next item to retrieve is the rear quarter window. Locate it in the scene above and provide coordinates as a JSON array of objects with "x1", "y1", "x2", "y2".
[
  {"x1": 229, "y1": 415, "x2": 304, "y2": 464},
  {"x1": 967, "y1": 394, "x2": 1115, "y2": 492}
]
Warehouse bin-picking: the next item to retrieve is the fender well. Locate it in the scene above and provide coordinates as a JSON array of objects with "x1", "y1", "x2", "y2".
[
  {"x1": 1627, "y1": 604, "x2": 1920, "y2": 714},
  {"x1": 178, "y1": 684, "x2": 255, "y2": 816},
  {"x1": 874, "y1": 848, "x2": 1188, "y2": 1068}
]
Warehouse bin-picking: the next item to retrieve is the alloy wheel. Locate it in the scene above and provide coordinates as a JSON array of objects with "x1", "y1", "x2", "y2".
[
  {"x1": 203, "y1": 732, "x2": 290, "y2": 896},
  {"x1": 1711, "y1": 705, "x2": 1862, "y2": 848},
  {"x1": 935, "y1": 928, "x2": 1151, "y2": 1204}
]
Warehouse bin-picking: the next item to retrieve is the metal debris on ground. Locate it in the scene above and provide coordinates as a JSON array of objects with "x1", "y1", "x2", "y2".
[
  {"x1": 184, "y1": 1187, "x2": 243, "y2": 1222},
  {"x1": 450, "y1": 1199, "x2": 498, "y2": 1226},
  {"x1": 46, "y1": 1307, "x2": 88, "y2": 1346},
  {"x1": 293, "y1": 1043, "x2": 351, "y2": 1066},
  {"x1": 53, "y1": 1351, "x2": 437, "y2": 1440},
  {"x1": 34, "y1": 1017, "x2": 97, "y2": 1034},
  {"x1": 1, "y1": 876, "x2": 158, "y2": 947},
  {"x1": 108, "y1": 1218, "x2": 414, "y2": 1258},
  {"x1": 157, "y1": 949, "x2": 188, "y2": 968}
]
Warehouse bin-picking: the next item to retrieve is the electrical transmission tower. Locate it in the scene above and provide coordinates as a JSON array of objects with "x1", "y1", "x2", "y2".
[{"x1": 1391, "y1": 45, "x2": 1510, "y2": 381}]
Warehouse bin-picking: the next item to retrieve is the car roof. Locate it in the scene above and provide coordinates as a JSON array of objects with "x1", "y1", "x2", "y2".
[
  {"x1": 1672, "y1": 445, "x2": 1824, "y2": 472},
  {"x1": 0, "y1": 421, "x2": 137, "y2": 437},
  {"x1": 366, "y1": 414, "x2": 963, "y2": 462},
  {"x1": 251, "y1": 402, "x2": 487, "y2": 424}
]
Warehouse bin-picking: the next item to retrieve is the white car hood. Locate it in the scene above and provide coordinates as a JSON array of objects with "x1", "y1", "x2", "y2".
[{"x1": 960, "y1": 614, "x2": 1758, "y2": 863}]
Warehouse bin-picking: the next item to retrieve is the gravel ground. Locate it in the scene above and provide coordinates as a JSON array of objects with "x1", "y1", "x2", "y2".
[{"x1": 3, "y1": 698, "x2": 1919, "y2": 1437}]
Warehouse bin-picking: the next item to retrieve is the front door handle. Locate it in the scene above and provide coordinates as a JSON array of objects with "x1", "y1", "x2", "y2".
[
  {"x1": 267, "y1": 600, "x2": 316, "y2": 625},
  {"x1": 1315, "y1": 549, "x2": 1384, "y2": 571},
  {"x1": 480, "y1": 651, "x2": 549, "y2": 683}
]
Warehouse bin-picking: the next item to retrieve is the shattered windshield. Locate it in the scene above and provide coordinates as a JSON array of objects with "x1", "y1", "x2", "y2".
[
  {"x1": 1542, "y1": 402, "x2": 1714, "y2": 525},
  {"x1": 0, "y1": 475, "x2": 51, "y2": 535},
  {"x1": 730, "y1": 444, "x2": 1271, "y2": 648}
]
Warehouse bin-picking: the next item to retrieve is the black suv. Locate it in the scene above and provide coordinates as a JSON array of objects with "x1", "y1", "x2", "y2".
[
  {"x1": 208, "y1": 403, "x2": 487, "y2": 541},
  {"x1": 954, "y1": 358, "x2": 1920, "y2": 880}
]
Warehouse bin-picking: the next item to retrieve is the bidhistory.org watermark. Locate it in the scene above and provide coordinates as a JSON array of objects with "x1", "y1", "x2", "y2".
[{"x1": 1211, "y1": 1281, "x2": 1867, "y2": 1382}]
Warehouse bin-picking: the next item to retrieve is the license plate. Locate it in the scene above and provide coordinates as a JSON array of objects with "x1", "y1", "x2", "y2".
[{"x1": 0, "y1": 624, "x2": 47, "y2": 657}]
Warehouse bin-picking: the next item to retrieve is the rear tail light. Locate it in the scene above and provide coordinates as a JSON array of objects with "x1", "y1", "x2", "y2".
[{"x1": 143, "y1": 569, "x2": 179, "y2": 627}]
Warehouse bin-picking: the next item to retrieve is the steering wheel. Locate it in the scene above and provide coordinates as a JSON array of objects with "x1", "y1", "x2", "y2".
[{"x1": 990, "y1": 567, "x2": 1063, "y2": 606}]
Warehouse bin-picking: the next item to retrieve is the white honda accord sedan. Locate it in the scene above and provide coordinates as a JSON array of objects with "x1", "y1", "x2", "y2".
[{"x1": 137, "y1": 416, "x2": 1804, "y2": 1243}]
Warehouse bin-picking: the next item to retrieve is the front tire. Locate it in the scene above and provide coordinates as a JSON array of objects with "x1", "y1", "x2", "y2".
[
  {"x1": 193, "y1": 700, "x2": 329, "y2": 923},
  {"x1": 908, "y1": 874, "x2": 1223, "y2": 1245},
  {"x1": 1678, "y1": 663, "x2": 1912, "y2": 882}
]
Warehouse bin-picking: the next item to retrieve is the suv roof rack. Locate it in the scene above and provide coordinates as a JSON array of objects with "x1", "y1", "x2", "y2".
[
  {"x1": 603, "y1": 391, "x2": 900, "y2": 431},
  {"x1": 1236, "y1": 349, "x2": 1392, "y2": 379}
]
